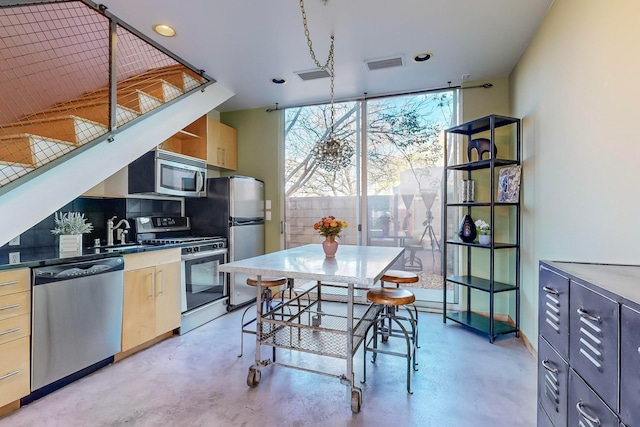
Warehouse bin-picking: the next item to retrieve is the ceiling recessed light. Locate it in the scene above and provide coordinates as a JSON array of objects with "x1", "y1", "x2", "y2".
[
  {"x1": 271, "y1": 78, "x2": 287, "y2": 85},
  {"x1": 153, "y1": 24, "x2": 177, "y2": 37},
  {"x1": 413, "y1": 52, "x2": 432, "y2": 63}
]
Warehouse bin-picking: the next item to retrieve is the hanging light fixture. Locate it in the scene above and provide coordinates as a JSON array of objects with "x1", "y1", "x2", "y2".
[{"x1": 299, "y1": 0, "x2": 354, "y2": 172}]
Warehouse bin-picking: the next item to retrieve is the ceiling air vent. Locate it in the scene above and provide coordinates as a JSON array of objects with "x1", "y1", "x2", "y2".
[
  {"x1": 295, "y1": 68, "x2": 331, "y2": 81},
  {"x1": 365, "y1": 56, "x2": 404, "y2": 71}
]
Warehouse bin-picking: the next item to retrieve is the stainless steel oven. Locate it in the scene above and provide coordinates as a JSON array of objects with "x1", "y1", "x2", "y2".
[{"x1": 181, "y1": 244, "x2": 227, "y2": 313}]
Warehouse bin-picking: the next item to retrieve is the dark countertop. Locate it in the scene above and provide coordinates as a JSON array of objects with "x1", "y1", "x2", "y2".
[{"x1": 0, "y1": 243, "x2": 184, "y2": 271}]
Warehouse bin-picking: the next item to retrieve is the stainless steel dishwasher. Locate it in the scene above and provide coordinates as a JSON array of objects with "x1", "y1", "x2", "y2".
[{"x1": 31, "y1": 256, "x2": 124, "y2": 393}]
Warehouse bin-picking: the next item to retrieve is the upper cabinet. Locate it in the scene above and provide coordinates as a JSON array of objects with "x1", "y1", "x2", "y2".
[{"x1": 161, "y1": 115, "x2": 237, "y2": 170}]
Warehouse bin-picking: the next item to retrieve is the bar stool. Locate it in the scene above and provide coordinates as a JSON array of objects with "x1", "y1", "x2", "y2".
[
  {"x1": 238, "y1": 275, "x2": 287, "y2": 358},
  {"x1": 362, "y1": 287, "x2": 418, "y2": 394},
  {"x1": 380, "y1": 270, "x2": 420, "y2": 347}
]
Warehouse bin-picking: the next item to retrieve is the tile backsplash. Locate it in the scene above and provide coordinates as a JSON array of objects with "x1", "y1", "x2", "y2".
[{"x1": 0, "y1": 196, "x2": 181, "y2": 264}]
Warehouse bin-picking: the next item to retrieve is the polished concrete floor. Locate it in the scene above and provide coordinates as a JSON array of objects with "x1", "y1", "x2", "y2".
[{"x1": 1, "y1": 310, "x2": 537, "y2": 427}]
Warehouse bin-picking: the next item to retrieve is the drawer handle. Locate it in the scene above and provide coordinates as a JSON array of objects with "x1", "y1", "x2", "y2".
[
  {"x1": 0, "y1": 280, "x2": 19, "y2": 287},
  {"x1": 541, "y1": 359, "x2": 558, "y2": 374},
  {"x1": 0, "y1": 303, "x2": 19, "y2": 311},
  {"x1": 576, "y1": 401, "x2": 601, "y2": 426},
  {"x1": 542, "y1": 286, "x2": 559, "y2": 296},
  {"x1": 0, "y1": 370, "x2": 19, "y2": 381},
  {"x1": 0, "y1": 327, "x2": 19, "y2": 336},
  {"x1": 577, "y1": 308, "x2": 601, "y2": 323}
]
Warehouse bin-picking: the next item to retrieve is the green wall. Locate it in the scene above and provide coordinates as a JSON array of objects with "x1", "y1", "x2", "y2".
[{"x1": 220, "y1": 108, "x2": 282, "y2": 254}]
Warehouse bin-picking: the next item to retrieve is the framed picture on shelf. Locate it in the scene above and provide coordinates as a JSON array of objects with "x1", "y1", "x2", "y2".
[{"x1": 498, "y1": 165, "x2": 521, "y2": 203}]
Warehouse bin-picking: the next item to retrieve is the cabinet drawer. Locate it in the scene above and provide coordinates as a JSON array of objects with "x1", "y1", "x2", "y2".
[
  {"x1": 539, "y1": 265, "x2": 570, "y2": 360},
  {"x1": 568, "y1": 369, "x2": 618, "y2": 426},
  {"x1": 0, "y1": 268, "x2": 30, "y2": 297},
  {"x1": 538, "y1": 336, "x2": 568, "y2": 427},
  {"x1": 569, "y1": 281, "x2": 619, "y2": 412},
  {"x1": 0, "y1": 336, "x2": 30, "y2": 408},
  {"x1": 0, "y1": 291, "x2": 30, "y2": 322},
  {"x1": 0, "y1": 313, "x2": 30, "y2": 346},
  {"x1": 620, "y1": 305, "x2": 640, "y2": 426}
]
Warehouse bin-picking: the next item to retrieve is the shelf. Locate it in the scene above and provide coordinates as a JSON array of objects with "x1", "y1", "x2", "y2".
[
  {"x1": 445, "y1": 275, "x2": 517, "y2": 292},
  {"x1": 445, "y1": 240, "x2": 518, "y2": 249},
  {"x1": 446, "y1": 202, "x2": 519, "y2": 207},
  {"x1": 175, "y1": 129, "x2": 201, "y2": 139},
  {"x1": 445, "y1": 114, "x2": 519, "y2": 136},
  {"x1": 446, "y1": 158, "x2": 519, "y2": 171},
  {"x1": 445, "y1": 311, "x2": 518, "y2": 337}
]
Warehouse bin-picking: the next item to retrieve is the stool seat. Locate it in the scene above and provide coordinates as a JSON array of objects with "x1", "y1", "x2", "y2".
[
  {"x1": 381, "y1": 270, "x2": 419, "y2": 284},
  {"x1": 246, "y1": 276, "x2": 287, "y2": 287},
  {"x1": 367, "y1": 287, "x2": 416, "y2": 306}
]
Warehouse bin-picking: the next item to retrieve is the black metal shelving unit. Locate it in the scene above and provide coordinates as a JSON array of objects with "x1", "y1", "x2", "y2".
[{"x1": 442, "y1": 114, "x2": 521, "y2": 343}]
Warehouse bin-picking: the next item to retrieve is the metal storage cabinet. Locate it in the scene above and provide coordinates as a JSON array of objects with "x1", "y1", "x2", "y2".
[
  {"x1": 539, "y1": 265, "x2": 569, "y2": 360},
  {"x1": 538, "y1": 337, "x2": 568, "y2": 426},
  {"x1": 537, "y1": 261, "x2": 640, "y2": 426},
  {"x1": 620, "y1": 305, "x2": 640, "y2": 426}
]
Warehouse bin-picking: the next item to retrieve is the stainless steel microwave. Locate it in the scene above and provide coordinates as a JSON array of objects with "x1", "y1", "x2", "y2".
[{"x1": 128, "y1": 149, "x2": 207, "y2": 197}]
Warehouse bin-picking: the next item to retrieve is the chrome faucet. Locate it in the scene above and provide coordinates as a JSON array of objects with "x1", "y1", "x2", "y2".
[{"x1": 106, "y1": 216, "x2": 131, "y2": 246}]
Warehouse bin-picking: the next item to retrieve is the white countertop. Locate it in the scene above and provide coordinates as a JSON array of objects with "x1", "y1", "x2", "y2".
[{"x1": 219, "y1": 244, "x2": 404, "y2": 286}]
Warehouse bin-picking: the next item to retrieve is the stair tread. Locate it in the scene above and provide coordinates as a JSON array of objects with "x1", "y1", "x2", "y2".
[{"x1": 0, "y1": 133, "x2": 77, "y2": 145}]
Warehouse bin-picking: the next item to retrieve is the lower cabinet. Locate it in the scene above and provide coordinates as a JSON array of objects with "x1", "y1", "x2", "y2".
[
  {"x1": 121, "y1": 249, "x2": 181, "y2": 352},
  {"x1": 0, "y1": 268, "x2": 31, "y2": 408}
]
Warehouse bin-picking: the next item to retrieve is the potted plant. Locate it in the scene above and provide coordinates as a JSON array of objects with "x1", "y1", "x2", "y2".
[
  {"x1": 474, "y1": 219, "x2": 491, "y2": 245},
  {"x1": 51, "y1": 212, "x2": 94, "y2": 257}
]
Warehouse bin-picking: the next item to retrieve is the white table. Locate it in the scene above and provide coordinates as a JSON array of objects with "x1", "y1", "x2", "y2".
[{"x1": 219, "y1": 244, "x2": 403, "y2": 412}]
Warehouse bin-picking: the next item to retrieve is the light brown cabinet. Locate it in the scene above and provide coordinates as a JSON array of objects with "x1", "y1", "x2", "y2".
[
  {"x1": 121, "y1": 249, "x2": 181, "y2": 352},
  {"x1": 161, "y1": 115, "x2": 237, "y2": 170},
  {"x1": 206, "y1": 116, "x2": 237, "y2": 170},
  {"x1": 0, "y1": 268, "x2": 31, "y2": 408}
]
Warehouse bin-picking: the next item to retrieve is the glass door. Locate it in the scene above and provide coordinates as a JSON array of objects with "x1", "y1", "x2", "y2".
[{"x1": 283, "y1": 90, "x2": 458, "y2": 305}]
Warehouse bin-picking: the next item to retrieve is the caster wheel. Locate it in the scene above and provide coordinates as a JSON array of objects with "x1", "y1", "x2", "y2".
[
  {"x1": 350, "y1": 389, "x2": 362, "y2": 413},
  {"x1": 247, "y1": 366, "x2": 261, "y2": 388}
]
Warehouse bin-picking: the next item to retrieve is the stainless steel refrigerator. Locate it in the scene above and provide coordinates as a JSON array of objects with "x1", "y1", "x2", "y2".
[{"x1": 185, "y1": 176, "x2": 265, "y2": 310}]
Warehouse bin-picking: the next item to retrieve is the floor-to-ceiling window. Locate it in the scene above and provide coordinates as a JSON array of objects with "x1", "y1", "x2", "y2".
[{"x1": 284, "y1": 89, "x2": 458, "y2": 306}]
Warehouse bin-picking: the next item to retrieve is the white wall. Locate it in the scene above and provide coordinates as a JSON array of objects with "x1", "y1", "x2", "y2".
[
  {"x1": 0, "y1": 84, "x2": 233, "y2": 246},
  {"x1": 511, "y1": 0, "x2": 640, "y2": 348}
]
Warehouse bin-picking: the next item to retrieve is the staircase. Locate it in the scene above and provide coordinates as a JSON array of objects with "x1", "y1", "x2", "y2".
[{"x1": 0, "y1": 64, "x2": 205, "y2": 187}]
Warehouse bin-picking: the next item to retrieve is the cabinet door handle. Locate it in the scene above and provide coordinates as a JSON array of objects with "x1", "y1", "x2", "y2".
[
  {"x1": 150, "y1": 271, "x2": 156, "y2": 299},
  {"x1": 157, "y1": 269, "x2": 164, "y2": 296},
  {"x1": 577, "y1": 307, "x2": 601, "y2": 323},
  {"x1": 222, "y1": 148, "x2": 226, "y2": 165},
  {"x1": 217, "y1": 147, "x2": 221, "y2": 164},
  {"x1": 0, "y1": 280, "x2": 18, "y2": 287},
  {"x1": 0, "y1": 303, "x2": 19, "y2": 311},
  {"x1": 576, "y1": 401, "x2": 601, "y2": 426},
  {"x1": 0, "y1": 370, "x2": 19, "y2": 381},
  {"x1": 542, "y1": 286, "x2": 559, "y2": 296},
  {"x1": 0, "y1": 327, "x2": 19, "y2": 336},
  {"x1": 541, "y1": 359, "x2": 558, "y2": 374}
]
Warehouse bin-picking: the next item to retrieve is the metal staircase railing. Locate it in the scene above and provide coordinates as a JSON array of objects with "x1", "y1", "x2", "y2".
[{"x1": 0, "y1": 0, "x2": 215, "y2": 192}]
